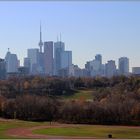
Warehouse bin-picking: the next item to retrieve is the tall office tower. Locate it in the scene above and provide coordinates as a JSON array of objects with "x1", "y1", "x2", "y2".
[
  {"x1": 61, "y1": 51, "x2": 72, "y2": 69},
  {"x1": 85, "y1": 61, "x2": 90, "y2": 71},
  {"x1": 105, "y1": 60, "x2": 116, "y2": 78},
  {"x1": 118, "y1": 57, "x2": 129, "y2": 75},
  {"x1": 0, "y1": 59, "x2": 6, "y2": 79},
  {"x1": 95, "y1": 54, "x2": 102, "y2": 65},
  {"x1": 54, "y1": 41, "x2": 65, "y2": 75},
  {"x1": 24, "y1": 57, "x2": 31, "y2": 72},
  {"x1": 38, "y1": 23, "x2": 43, "y2": 53},
  {"x1": 89, "y1": 59, "x2": 101, "y2": 76},
  {"x1": 7, "y1": 54, "x2": 18, "y2": 73},
  {"x1": 5, "y1": 48, "x2": 11, "y2": 71},
  {"x1": 44, "y1": 41, "x2": 53, "y2": 76},
  {"x1": 27, "y1": 48, "x2": 39, "y2": 74}
]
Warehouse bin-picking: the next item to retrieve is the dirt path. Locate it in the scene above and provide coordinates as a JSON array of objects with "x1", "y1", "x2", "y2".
[
  {"x1": 6, "y1": 124, "x2": 96, "y2": 139},
  {"x1": 6, "y1": 123, "x2": 140, "y2": 139}
]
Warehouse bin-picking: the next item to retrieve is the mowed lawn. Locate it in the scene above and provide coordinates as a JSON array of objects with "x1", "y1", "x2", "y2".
[
  {"x1": 0, "y1": 119, "x2": 48, "y2": 139},
  {"x1": 63, "y1": 89, "x2": 93, "y2": 100},
  {"x1": 33, "y1": 125, "x2": 140, "y2": 139},
  {"x1": 0, "y1": 119, "x2": 140, "y2": 139}
]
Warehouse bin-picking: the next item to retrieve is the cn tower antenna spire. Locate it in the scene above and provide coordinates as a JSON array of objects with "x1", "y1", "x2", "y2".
[
  {"x1": 57, "y1": 35, "x2": 59, "y2": 42},
  {"x1": 38, "y1": 21, "x2": 43, "y2": 53},
  {"x1": 60, "y1": 33, "x2": 62, "y2": 42}
]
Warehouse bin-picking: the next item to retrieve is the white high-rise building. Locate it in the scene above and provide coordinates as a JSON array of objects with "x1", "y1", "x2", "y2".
[
  {"x1": 105, "y1": 60, "x2": 116, "y2": 78},
  {"x1": 27, "y1": 48, "x2": 39, "y2": 74},
  {"x1": 5, "y1": 49, "x2": 18, "y2": 73},
  {"x1": 89, "y1": 59, "x2": 101, "y2": 76},
  {"x1": 85, "y1": 54, "x2": 104, "y2": 77},
  {"x1": 85, "y1": 58, "x2": 102, "y2": 77},
  {"x1": 119, "y1": 57, "x2": 129, "y2": 75},
  {"x1": 7, "y1": 54, "x2": 18, "y2": 73}
]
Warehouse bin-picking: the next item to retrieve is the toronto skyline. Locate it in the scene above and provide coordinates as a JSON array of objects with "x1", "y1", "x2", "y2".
[{"x1": 0, "y1": 1, "x2": 140, "y2": 70}]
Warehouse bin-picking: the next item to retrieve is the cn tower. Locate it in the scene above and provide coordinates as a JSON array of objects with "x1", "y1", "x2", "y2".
[{"x1": 38, "y1": 22, "x2": 43, "y2": 53}]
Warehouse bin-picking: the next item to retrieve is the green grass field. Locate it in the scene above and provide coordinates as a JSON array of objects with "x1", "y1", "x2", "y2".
[
  {"x1": 0, "y1": 119, "x2": 48, "y2": 139},
  {"x1": 33, "y1": 125, "x2": 140, "y2": 139},
  {"x1": 63, "y1": 89, "x2": 93, "y2": 100},
  {"x1": 0, "y1": 119, "x2": 140, "y2": 139}
]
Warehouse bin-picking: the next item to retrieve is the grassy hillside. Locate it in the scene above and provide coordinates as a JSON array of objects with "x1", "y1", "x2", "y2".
[
  {"x1": 33, "y1": 125, "x2": 140, "y2": 139},
  {"x1": 62, "y1": 89, "x2": 93, "y2": 100},
  {"x1": 0, "y1": 119, "x2": 48, "y2": 138},
  {"x1": 0, "y1": 119, "x2": 140, "y2": 139}
]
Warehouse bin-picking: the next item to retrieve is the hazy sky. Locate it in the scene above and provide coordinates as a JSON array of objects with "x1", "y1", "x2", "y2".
[{"x1": 0, "y1": 1, "x2": 140, "y2": 70}]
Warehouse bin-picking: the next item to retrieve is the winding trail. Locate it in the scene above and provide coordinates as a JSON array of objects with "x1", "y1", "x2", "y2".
[
  {"x1": 6, "y1": 123, "x2": 96, "y2": 139},
  {"x1": 6, "y1": 123, "x2": 140, "y2": 139}
]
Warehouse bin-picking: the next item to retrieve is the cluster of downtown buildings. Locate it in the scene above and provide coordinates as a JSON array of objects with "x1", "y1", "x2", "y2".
[{"x1": 0, "y1": 25, "x2": 140, "y2": 79}]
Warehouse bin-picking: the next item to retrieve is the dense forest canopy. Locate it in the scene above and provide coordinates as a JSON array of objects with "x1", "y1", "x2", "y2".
[{"x1": 0, "y1": 76, "x2": 140, "y2": 125}]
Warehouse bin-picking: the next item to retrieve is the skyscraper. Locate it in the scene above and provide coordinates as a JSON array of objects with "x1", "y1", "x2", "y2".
[
  {"x1": 105, "y1": 60, "x2": 116, "y2": 78},
  {"x1": 85, "y1": 54, "x2": 104, "y2": 77},
  {"x1": 7, "y1": 54, "x2": 18, "y2": 73},
  {"x1": 89, "y1": 59, "x2": 101, "y2": 76},
  {"x1": 27, "y1": 48, "x2": 39, "y2": 74},
  {"x1": 54, "y1": 41, "x2": 65, "y2": 75},
  {"x1": 0, "y1": 59, "x2": 6, "y2": 79},
  {"x1": 24, "y1": 57, "x2": 31, "y2": 72},
  {"x1": 95, "y1": 54, "x2": 102, "y2": 65},
  {"x1": 44, "y1": 41, "x2": 53, "y2": 76},
  {"x1": 61, "y1": 51, "x2": 72, "y2": 69},
  {"x1": 5, "y1": 49, "x2": 19, "y2": 73},
  {"x1": 5, "y1": 48, "x2": 11, "y2": 71},
  {"x1": 119, "y1": 57, "x2": 129, "y2": 75}
]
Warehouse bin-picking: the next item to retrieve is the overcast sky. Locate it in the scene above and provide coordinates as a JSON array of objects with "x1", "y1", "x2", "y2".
[{"x1": 0, "y1": 1, "x2": 140, "y2": 70}]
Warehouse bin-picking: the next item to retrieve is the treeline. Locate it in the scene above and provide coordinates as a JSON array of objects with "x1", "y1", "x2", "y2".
[
  {"x1": 0, "y1": 76, "x2": 140, "y2": 98},
  {"x1": 0, "y1": 94, "x2": 140, "y2": 125},
  {"x1": 0, "y1": 76, "x2": 140, "y2": 125}
]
